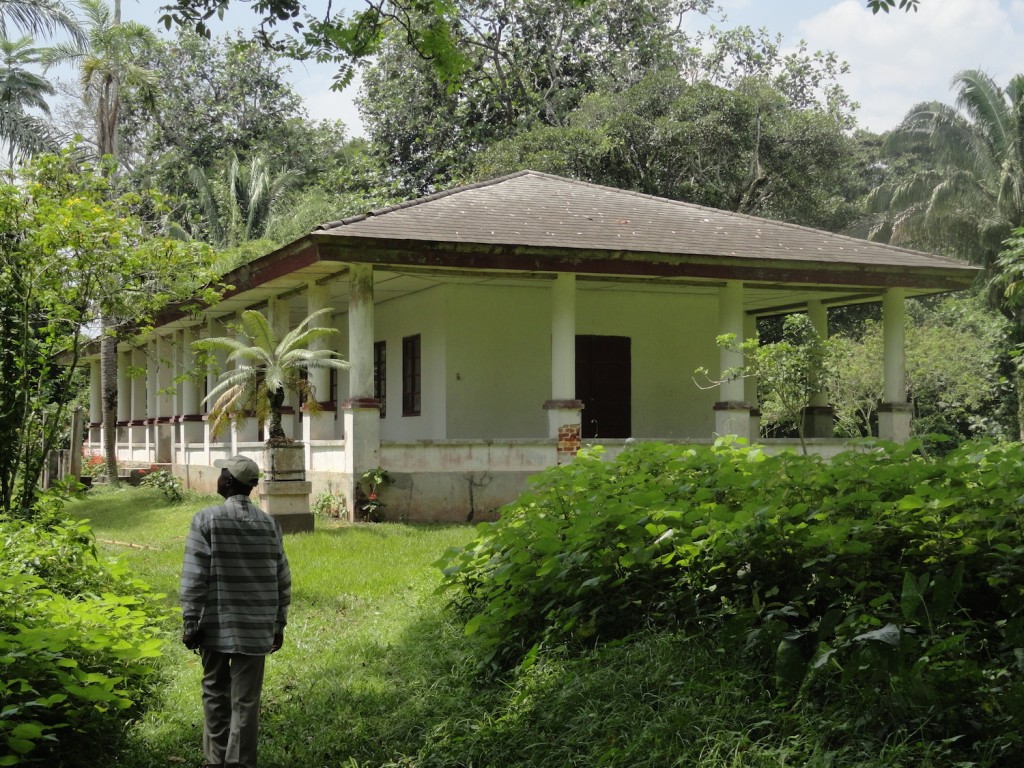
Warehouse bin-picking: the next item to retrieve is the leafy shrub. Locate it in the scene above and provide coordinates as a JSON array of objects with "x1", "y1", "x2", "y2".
[
  {"x1": 311, "y1": 486, "x2": 347, "y2": 519},
  {"x1": 440, "y1": 439, "x2": 1024, "y2": 763},
  {"x1": 0, "y1": 500, "x2": 168, "y2": 765},
  {"x1": 139, "y1": 469, "x2": 184, "y2": 503}
]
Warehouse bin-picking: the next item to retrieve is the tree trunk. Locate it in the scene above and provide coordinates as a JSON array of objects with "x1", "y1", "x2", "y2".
[
  {"x1": 1016, "y1": 311, "x2": 1024, "y2": 442},
  {"x1": 101, "y1": 323, "x2": 120, "y2": 485},
  {"x1": 268, "y1": 387, "x2": 286, "y2": 441}
]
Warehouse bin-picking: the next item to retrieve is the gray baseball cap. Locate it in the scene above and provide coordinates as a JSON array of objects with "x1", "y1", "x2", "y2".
[{"x1": 213, "y1": 455, "x2": 260, "y2": 487}]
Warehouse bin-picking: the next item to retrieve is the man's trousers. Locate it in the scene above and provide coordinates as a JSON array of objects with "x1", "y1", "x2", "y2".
[{"x1": 199, "y1": 648, "x2": 266, "y2": 768}]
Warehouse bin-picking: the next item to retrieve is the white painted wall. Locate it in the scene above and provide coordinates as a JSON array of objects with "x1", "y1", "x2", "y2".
[
  {"x1": 445, "y1": 283, "x2": 551, "y2": 439},
  {"x1": 368, "y1": 281, "x2": 723, "y2": 442},
  {"x1": 374, "y1": 284, "x2": 448, "y2": 440}
]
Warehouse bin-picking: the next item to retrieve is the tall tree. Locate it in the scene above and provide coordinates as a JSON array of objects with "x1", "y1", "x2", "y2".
[
  {"x1": 868, "y1": 69, "x2": 1024, "y2": 434},
  {"x1": 43, "y1": 0, "x2": 157, "y2": 162},
  {"x1": 360, "y1": 0, "x2": 708, "y2": 194},
  {"x1": 0, "y1": 34, "x2": 57, "y2": 166},
  {"x1": 476, "y1": 72, "x2": 857, "y2": 230},
  {"x1": 867, "y1": 70, "x2": 1024, "y2": 272},
  {"x1": 157, "y1": 0, "x2": 921, "y2": 87},
  {"x1": 0, "y1": 149, "x2": 220, "y2": 514},
  {"x1": 43, "y1": 0, "x2": 159, "y2": 482},
  {"x1": 188, "y1": 150, "x2": 303, "y2": 247}
]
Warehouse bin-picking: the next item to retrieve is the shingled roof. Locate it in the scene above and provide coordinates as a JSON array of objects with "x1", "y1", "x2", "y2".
[
  {"x1": 311, "y1": 170, "x2": 977, "y2": 289},
  {"x1": 151, "y1": 171, "x2": 981, "y2": 331}
]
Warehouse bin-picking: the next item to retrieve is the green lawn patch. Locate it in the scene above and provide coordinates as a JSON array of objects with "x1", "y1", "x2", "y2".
[{"x1": 56, "y1": 461, "x2": 1011, "y2": 767}]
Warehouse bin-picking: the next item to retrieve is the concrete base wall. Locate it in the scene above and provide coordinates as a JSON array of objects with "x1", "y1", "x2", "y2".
[{"x1": 109, "y1": 436, "x2": 860, "y2": 524}]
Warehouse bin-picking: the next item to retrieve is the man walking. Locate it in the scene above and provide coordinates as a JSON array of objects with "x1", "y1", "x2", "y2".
[{"x1": 181, "y1": 454, "x2": 291, "y2": 768}]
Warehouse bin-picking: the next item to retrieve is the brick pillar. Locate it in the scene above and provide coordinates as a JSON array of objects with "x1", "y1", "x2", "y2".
[{"x1": 556, "y1": 420, "x2": 582, "y2": 462}]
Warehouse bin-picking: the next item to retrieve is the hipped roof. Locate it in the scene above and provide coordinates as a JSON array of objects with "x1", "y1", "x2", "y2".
[
  {"x1": 154, "y1": 170, "x2": 979, "y2": 332},
  {"x1": 309, "y1": 170, "x2": 976, "y2": 289}
]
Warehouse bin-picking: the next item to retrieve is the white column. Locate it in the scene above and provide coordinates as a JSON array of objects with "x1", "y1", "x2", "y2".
[
  {"x1": 146, "y1": 339, "x2": 157, "y2": 462},
  {"x1": 132, "y1": 346, "x2": 146, "y2": 422},
  {"x1": 130, "y1": 345, "x2": 146, "y2": 459},
  {"x1": 348, "y1": 265, "x2": 375, "y2": 401},
  {"x1": 342, "y1": 263, "x2": 380, "y2": 522},
  {"x1": 231, "y1": 312, "x2": 259, "y2": 445},
  {"x1": 146, "y1": 339, "x2": 157, "y2": 419},
  {"x1": 544, "y1": 273, "x2": 582, "y2": 461},
  {"x1": 88, "y1": 359, "x2": 102, "y2": 449},
  {"x1": 715, "y1": 280, "x2": 751, "y2": 439},
  {"x1": 156, "y1": 334, "x2": 173, "y2": 421},
  {"x1": 306, "y1": 281, "x2": 336, "y2": 441},
  {"x1": 117, "y1": 349, "x2": 131, "y2": 423},
  {"x1": 551, "y1": 274, "x2": 575, "y2": 400},
  {"x1": 804, "y1": 300, "x2": 834, "y2": 439},
  {"x1": 180, "y1": 325, "x2": 203, "y2": 451},
  {"x1": 89, "y1": 360, "x2": 102, "y2": 426},
  {"x1": 181, "y1": 326, "x2": 201, "y2": 415},
  {"x1": 879, "y1": 288, "x2": 912, "y2": 442},
  {"x1": 807, "y1": 301, "x2": 829, "y2": 408},
  {"x1": 883, "y1": 289, "x2": 907, "y2": 403}
]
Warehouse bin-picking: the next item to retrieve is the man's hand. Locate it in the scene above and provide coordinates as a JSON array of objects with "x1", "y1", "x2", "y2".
[
  {"x1": 182, "y1": 623, "x2": 203, "y2": 651},
  {"x1": 271, "y1": 630, "x2": 284, "y2": 653}
]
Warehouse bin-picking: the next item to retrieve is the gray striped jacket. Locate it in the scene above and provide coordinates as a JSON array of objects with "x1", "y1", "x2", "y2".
[{"x1": 180, "y1": 494, "x2": 291, "y2": 655}]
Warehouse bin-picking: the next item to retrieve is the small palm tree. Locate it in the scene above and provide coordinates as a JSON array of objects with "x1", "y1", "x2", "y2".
[
  {"x1": 194, "y1": 308, "x2": 349, "y2": 442},
  {"x1": 188, "y1": 151, "x2": 303, "y2": 246}
]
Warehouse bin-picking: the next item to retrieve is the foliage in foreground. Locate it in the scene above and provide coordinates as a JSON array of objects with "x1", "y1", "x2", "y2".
[
  {"x1": 64, "y1": 489, "x2": 958, "y2": 768},
  {"x1": 441, "y1": 439, "x2": 1024, "y2": 764},
  {"x1": 0, "y1": 495, "x2": 168, "y2": 766}
]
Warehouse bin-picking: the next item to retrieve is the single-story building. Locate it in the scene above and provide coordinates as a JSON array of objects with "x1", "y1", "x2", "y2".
[{"x1": 83, "y1": 171, "x2": 978, "y2": 525}]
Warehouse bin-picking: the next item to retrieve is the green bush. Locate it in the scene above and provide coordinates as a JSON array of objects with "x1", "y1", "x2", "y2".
[
  {"x1": 0, "y1": 500, "x2": 169, "y2": 765},
  {"x1": 139, "y1": 469, "x2": 185, "y2": 503},
  {"x1": 440, "y1": 439, "x2": 1024, "y2": 763}
]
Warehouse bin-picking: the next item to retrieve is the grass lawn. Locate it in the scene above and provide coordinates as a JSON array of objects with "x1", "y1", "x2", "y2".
[
  {"x1": 69, "y1": 486, "x2": 478, "y2": 768},
  {"x1": 65, "y1": 486, "x2": 958, "y2": 768}
]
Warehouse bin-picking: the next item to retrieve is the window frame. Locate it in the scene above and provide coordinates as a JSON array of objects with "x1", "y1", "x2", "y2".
[{"x1": 402, "y1": 334, "x2": 421, "y2": 417}]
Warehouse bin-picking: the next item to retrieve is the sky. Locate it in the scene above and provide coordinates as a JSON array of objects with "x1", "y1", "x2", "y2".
[{"x1": 118, "y1": 0, "x2": 1024, "y2": 137}]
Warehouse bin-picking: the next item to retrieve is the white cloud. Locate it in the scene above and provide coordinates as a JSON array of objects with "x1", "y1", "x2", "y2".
[{"x1": 796, "y1": 0, "x2": 1021, "y2": 131}]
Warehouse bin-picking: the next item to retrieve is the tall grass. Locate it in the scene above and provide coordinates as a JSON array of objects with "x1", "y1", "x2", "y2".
[{"x1": 65, "y1": 487, "x2": 958, "y2": 768}]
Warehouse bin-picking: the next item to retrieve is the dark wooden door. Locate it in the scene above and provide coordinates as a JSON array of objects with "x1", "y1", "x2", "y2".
[{"x1": 576, "y1": 335, "x2": 631, "y2": 439}]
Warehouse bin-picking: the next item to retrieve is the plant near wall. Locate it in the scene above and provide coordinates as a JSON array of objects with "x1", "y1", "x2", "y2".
[
  {"x1": 357, "y1": 466, "x2": 389, "y2": 522},
  {"x1": 310, "y1": 483, "x2": 347, "y2": 519},
  {"x1": 697, "y1": 313, "x2": 837, "y2": 452},
  {"x1": 139, "y1": 468, "x2": 184, "y2": 502},
  {"x1": 193, "y1": 307, "x2": 348, "y2": 443}
]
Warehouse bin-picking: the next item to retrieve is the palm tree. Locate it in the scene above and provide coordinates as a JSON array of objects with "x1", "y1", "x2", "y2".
[
  {"x1": 867, "y1": 69, "x2": 1024, "y2": 435},
  {"x1": 188, "y1": 151, "x2": 304, "y2": 247},
  {"x1": 194, "y1": 308, "x2": 349, "y2": 442},
  {"x1": 42, "y1": 0, "x2": 157, "y2": 162},
  {"x1": 0, "y1": 34, "x2": 56, "y2": 166},
  {"x1": 42, "y1": 0, "x2": 158, "y2": 484},
  {"x1": 0, "y1": 0, "x2": 83, "y2": 44},
  {"x1": 867, "y1": 69, "x2": 1024, "y2": 274}
]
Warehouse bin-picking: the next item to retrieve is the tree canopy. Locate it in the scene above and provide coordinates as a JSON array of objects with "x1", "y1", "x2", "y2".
[
  {"x1": 0, "y1": 150, "x2": 220, "y2": 513},
  {"x1": 157, "y1": 0, "x2": 924, "y2": 86}
]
